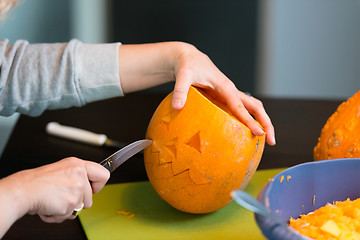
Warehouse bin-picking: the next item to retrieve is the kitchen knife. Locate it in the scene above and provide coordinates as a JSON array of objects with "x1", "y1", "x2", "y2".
[
  {"x1": 99, "y1": 139, "x2": 152, "y2": 172},
  {"x1": 46, "y1": 122, "x2": 127, "y2": 149}
]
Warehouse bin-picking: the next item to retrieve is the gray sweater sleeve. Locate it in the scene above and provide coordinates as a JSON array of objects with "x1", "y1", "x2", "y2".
[{"x1": 0, "y1": 39, "x2": 123, "y2": 116}]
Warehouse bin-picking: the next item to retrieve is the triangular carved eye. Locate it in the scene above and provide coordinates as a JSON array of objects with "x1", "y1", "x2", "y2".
[
  {"x1": 163, "y1": 138, "x2": 177, "y2": 158},
  {"x1": 160, "y1": 113, "x2": 171, "y2": 130},
  {"x1": 186, "y1": 131, "x2": 201, "y2": 153}
]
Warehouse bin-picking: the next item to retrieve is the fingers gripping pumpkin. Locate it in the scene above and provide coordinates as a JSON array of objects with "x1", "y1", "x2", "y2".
[
  {"x1": 144, "y1": 86, "x2": 265, "y2": 214},
  {"x1": 314, "y1": 90, "x2": 360, "y2": 161}
]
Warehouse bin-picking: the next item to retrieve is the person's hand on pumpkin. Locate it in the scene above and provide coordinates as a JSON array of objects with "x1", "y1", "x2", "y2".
[
  {"x1": 118, "y1": 42, "x2": 275, "y2": 146},
  {"x1": 0, "y1": 157, "x2": 109, "y2": 238}
]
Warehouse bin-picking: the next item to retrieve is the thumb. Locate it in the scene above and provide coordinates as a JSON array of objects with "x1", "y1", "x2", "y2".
[
  {"x1": 172, "y1": 70, "x2": 192, "y2": 110},
  {"x1": 84, "y1": 161, "x2": 110, "y2": 194}
]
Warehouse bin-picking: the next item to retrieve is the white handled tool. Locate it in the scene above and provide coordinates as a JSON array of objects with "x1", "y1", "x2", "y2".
[{"x1": 46, "y1": 122, "x2": 126, "y2": 149}]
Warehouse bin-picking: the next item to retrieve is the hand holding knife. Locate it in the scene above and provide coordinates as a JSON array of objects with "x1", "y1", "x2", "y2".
[{"x1": 45, "y1": 122, "x2": 152, "y2": 218}]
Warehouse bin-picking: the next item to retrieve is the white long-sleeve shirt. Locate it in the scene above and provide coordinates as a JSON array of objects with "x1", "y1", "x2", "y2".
[{"x1": 0, "y1": 39, "x2": 123, "y2": 116}]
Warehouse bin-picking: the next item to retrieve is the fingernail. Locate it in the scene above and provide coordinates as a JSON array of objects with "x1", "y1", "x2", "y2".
[
  {"x1": 272, "y1": 136, "x2": 276, "y2": 145},
  {"x1": 173, "y1": 99, "x2": 183, "y2": 109}
]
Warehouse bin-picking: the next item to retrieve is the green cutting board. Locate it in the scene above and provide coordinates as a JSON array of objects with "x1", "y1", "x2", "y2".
[{"x1": 79, "y1": 168, "x2": 283, "y2": 240}]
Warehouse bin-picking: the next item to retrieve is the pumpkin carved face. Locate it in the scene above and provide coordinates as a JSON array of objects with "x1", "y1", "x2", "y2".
[
  {"x1": 314, "y1": 90, "x2": 360, "y2": 161},
  {"x1": 144, "y1": 86, "x2": 265, "y2": 214}
]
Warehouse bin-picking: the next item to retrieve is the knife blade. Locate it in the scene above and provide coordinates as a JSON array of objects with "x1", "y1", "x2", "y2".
[
  {"x1": 46, "y1": 122, "x2": 127, "y2": 149},
  {"x1": 99, "y1": 139, "x2": 152, "y2": 172}
]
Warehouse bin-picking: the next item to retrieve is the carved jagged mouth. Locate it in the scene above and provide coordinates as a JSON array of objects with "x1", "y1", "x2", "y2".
[
  {"x1": 145, "y1": 140, "x2": 211, "y2": 196},
  {"x1": 145, "y1": 112, "x2": 211, "y2": 196}
]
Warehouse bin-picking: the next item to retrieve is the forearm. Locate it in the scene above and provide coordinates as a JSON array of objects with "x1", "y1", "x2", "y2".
[{"x1": 118, "y1": 42, "x2": 193, "y2": 93}]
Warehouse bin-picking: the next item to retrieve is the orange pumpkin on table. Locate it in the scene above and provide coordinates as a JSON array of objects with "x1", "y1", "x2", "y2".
[
  {"x1": 144, "y1": 86, "x2": 265, "y2": 214},
  {"x1": 314, "y1": 90, "x2": 360, "y2": 161}
]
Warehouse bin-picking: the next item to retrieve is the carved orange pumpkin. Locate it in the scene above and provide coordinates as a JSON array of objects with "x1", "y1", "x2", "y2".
[
  {"x1": 314, "y1": 90, "x2": 360, "y2": 161},
  {"x1": 144, "y1": 86, "x2": 265, "y2": 214}
]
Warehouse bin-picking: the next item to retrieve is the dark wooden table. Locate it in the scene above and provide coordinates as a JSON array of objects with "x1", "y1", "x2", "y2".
[{"x1": 0, "y1": 91, "x2": 342, "y2": 239}]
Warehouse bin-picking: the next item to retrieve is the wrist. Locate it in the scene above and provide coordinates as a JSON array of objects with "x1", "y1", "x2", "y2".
[
  {"x1": 0, "y1": 173, "x2": 30, "y2": 237},
  {"x1": 118, "y1": 41, "x2": 196, "y2": 94},
  {"x1": 168, "y1": 41, "x2": 201, "y2": 78},
  {"x1": 0, "y1": 172, "x2": 31, "y2": 219}
]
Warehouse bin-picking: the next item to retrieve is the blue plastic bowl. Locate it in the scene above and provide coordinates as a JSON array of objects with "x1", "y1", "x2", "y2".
[{"x1": 255, "y1": 158, "x2": 360, "y2": 240}]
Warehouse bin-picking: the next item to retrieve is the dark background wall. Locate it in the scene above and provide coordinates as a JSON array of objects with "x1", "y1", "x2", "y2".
[{"x1": 110, "y1": 0, "x2": 258, "y2": 94}]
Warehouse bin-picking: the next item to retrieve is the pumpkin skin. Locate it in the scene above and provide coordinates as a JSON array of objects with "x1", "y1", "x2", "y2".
[
  {"x1": 144, "y1": 86, "x2": 265, "y2": 214},
  {"x1": 314, "y1": 90, "x2": 360, "y2": 161}
]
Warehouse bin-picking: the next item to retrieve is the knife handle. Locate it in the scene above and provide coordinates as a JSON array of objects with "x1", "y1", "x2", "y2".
[
  {"x1": 99, "y1": 160, "x2": 112, "y2": 173},
  {"x1": 46, "y1": 122, "x2": 107, "y2": 146}
]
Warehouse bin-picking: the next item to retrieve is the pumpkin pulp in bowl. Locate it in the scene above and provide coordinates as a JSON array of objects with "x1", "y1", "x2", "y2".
[{"x1": 290, "y1": 198, "x2": 360, "y2": 240}]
